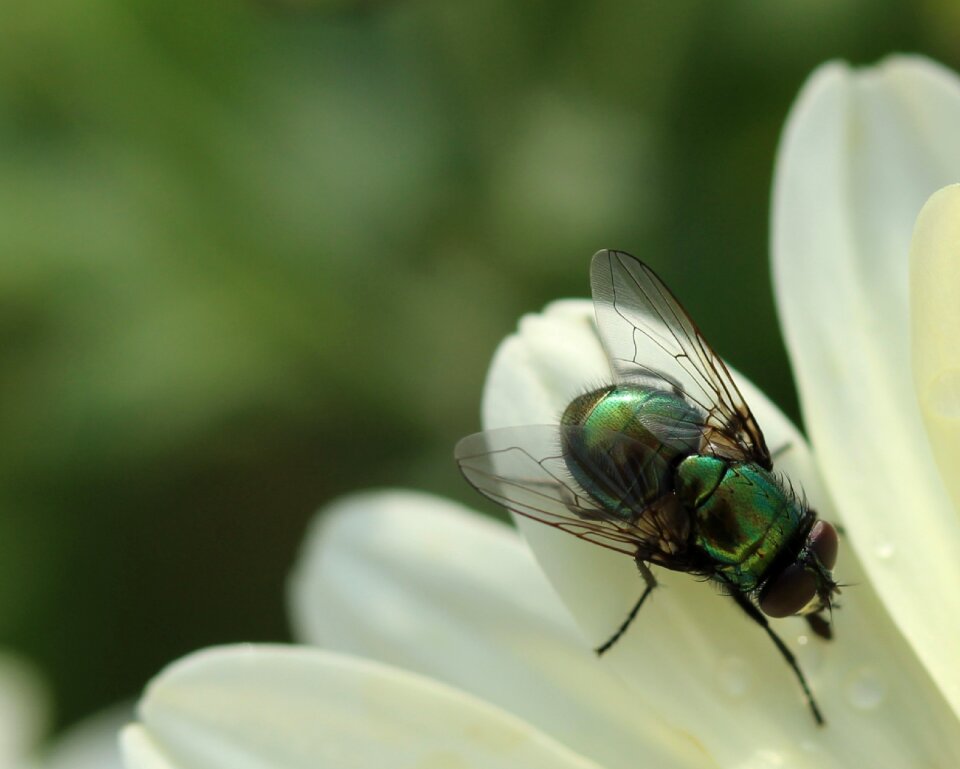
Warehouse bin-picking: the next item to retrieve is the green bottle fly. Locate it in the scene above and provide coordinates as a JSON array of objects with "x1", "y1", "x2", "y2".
[{"x1": 457, "y1": 250, "x2": 840, "y2": 724}]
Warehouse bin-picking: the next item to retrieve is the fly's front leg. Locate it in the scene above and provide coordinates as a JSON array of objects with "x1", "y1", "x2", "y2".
[
  {"x1": 595, "y1": 559, "x2": 657, "y2": 656},
  {"x1": 728, "y1": 589, "x2": 825, "y2": 726},
  {"x1": 804, "y1": 611, "x2": 832, "y2": 640}
]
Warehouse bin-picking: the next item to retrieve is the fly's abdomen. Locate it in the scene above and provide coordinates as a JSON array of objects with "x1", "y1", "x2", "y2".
[
  {"x1": 676, "y1": 455, "x2": 805, "y2": 591},
  {"x1": 560, "y1": 385, "x2": 701, "y2": 519}
]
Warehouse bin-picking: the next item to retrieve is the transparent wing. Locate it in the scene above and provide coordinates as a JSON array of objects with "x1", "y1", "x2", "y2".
[
  {"x1": 455, "y1": 425, "x2": 692, "y2": 563},
  {"x1": 590, "y1": 249, "x2": 771, "y2": 469}
]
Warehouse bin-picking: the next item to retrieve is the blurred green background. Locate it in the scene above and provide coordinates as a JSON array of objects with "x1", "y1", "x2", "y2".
[{"x1": 1, "y1": 0, "x2": 958, "y2": 737}]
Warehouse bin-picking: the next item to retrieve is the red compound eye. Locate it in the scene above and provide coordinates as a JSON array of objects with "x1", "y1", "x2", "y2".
[
  {"x1": 759, "y1": 520, "x2": 838, "y2": 618},
  {"x1": 808, "y1": 520, "x2": 838, "y2": 570},
  {"x1": 760, "y1": 563, "x2": 817, "y2": 618}
]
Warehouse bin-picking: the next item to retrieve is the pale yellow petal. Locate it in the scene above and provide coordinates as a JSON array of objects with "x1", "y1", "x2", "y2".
[
  {"x1": 773, "y1": 56, "x2": 960, "y2": 720},
  {"x1": 123, "y1": 645, "x2": 604, "y2": 769},
  {"x1": 911, "y1": 184, "x2": 960, "y2": 515},
  {"x1": 120, "y1": 727, "x2": 179, "y2": 769}
]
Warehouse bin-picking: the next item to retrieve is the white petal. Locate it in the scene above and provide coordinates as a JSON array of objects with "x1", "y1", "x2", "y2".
[
  {"x1": 0, "y1": 652, "x2": 47, "y2": 767},
  {"x1": 289, "y1": 490, "x2": 713, "y2": 769},
  {"x1": 911, "y1": 185, "x2": 960, "y2": 514},
  {"x1": 482, "y1": 300, "x2": 960, "y2": 765},
  {"x1": 40, "y1": 703, "x2": 129, "y2": 769},
  {"x1": 121, "y1": 726, "x2": 184, "y2": 769},
  {"x1": 482, "y1": 300, "x2": 610, "y2": 428},
  {"x1": 772, "y1": 56, "x2": 960, "y2": 718},
  {"x1": 122, "y1": 645, "x2": 603, "y2": 769}
]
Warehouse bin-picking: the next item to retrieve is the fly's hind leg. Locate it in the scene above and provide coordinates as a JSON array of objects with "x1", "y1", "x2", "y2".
[
  {"x1": 728, "y1": 589, "x2": 825, "y2": 726},
  {"x1": 595, "y1": 559, "x2": 658, "y2": 656}
]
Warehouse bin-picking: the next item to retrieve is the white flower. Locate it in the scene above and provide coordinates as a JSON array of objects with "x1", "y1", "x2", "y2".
[
  {"x1": 0, "y1": 652, "x2": 46, "y2": 769},
  {"x1": 25, "y1": 705, "x2": 129, "y2": 769},
  {"x1": 120, "y1": 56, "x2": 960, "y2": 768},
  {"x1": 0, "y1": 651, "x2": 125, "y2": 769}
]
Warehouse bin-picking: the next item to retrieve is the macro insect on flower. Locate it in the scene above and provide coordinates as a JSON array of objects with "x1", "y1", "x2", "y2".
[{"x1": 456, "y1": 249, "x2": 840, "y2": 724}]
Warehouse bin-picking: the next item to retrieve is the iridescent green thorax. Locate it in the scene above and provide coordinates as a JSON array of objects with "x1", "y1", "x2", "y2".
[
  {"x1": 560, "y1": 385, "x2": 701, "y2": 519},
  {"x1": 560, "y1": 385, "x2": 808, "y2": 593},
  {"x1": 676, "y1": 455, "x2": 805, "y2": 591}
]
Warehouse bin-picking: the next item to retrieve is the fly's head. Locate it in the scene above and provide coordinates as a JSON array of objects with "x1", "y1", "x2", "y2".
[{"x1": 758, "y1": 519, "x2": 840, "y2": 620}]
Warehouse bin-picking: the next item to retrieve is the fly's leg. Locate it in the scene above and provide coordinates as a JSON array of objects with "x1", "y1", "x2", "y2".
[
  {"x1": 805, "y1": 611, "x2": 832, "y2": 640},
  {"x1": 595, "y1": 560, "x2": 657, "y2": 656},
  {"x1": 728, "y1": 589, "x2": 825, "y2": 726}
]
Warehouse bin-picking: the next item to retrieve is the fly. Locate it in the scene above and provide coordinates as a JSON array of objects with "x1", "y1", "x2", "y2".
[{"x1": 455, "y1": 249, "x2": 840, "y2": 725}]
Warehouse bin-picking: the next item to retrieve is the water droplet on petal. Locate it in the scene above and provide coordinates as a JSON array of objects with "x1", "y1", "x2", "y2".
[
  {"x1": 875, "y1": 541, "x2": 895, "y2": 560},
  {"x1": 716, "y1": 656, "x2": 752, "y2": 699},
  {"x1": 742, "y1": 749, "x2": 788, "y2": 769},
  {"x1": 844, "y1": 667, "x2": 887, "y2": 710},
  {"x1": 794, "y1": 639, "x2": 824, "y2": 675},
  {"x1": 798, "y1": 739, "x2": 824, "y2": 755},
  {"x1": 796, "y1": 634, "x2": 809, "y2": 646}
]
